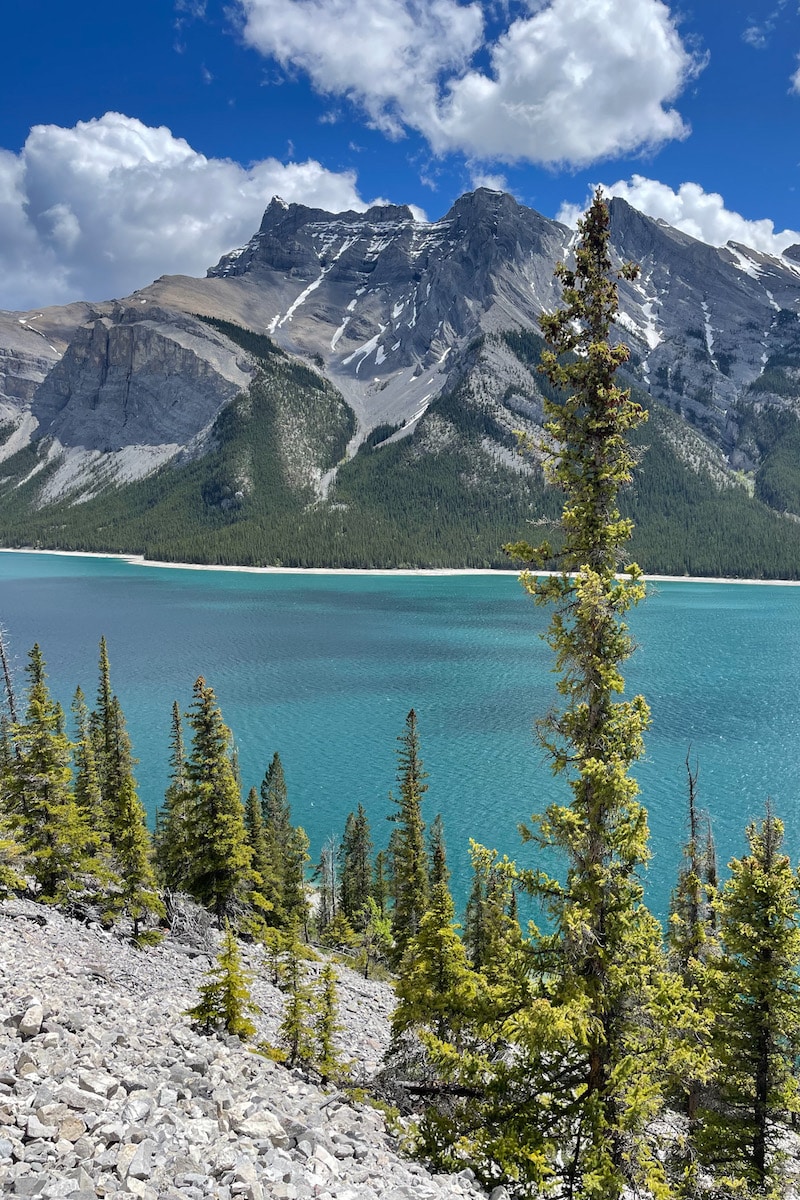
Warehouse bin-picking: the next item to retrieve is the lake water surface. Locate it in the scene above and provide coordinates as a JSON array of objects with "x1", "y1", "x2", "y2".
[{"x1": 2, "y1": 550, "x2": 799, "y2": 918}]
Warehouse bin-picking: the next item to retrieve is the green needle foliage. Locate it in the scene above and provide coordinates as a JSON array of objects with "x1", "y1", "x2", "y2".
[
  {"x1": 339, "y1": 803, "x2": 373, "y2": 927},
  {"x1": 393, "y1": 881, "x2": 478, "y2": 1047},
  {"x1": 699, "y1": 805, "x2": 800, "y2": 1195},
  {"x1": 276, "y1": 927, "x2": 316, "y2": 1068},
  {"x1": 105, "y1": 696, "x2": 163, "y2": 941},
  {"x1": 184, "y1": 677, "x2": 255, "y2": 922},
  {"x1": 186, "y1": 919, "x2": 259, "y2": 1040},
  {"x1": 155, "y1": 701, "x2": 193, "y2": 892},
  {"x1": 389, "y1": 709, "x2": 430, "y2": 963},
  {"x1": 667, "y1": 755, "x2": 718, "y2": 1122},
  {"x1": 71, "y1": 686, "x2": 111, "y2": 865},
  {"x1": 6, "y1": 645, "x2": 94, "y2": 902},
  {"x1": 314, "y1": 962, "x2": 346, "y2": 1084},
  {"x1": 503, "y1": 191, "x2": 701, "y2": 1199}
]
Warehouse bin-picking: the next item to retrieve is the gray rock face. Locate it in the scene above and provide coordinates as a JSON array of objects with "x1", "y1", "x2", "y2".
[
  {"x1": 207, "y1": 189, "x2": 569, "y2": 380},
  {"x1": 0, "y1": 899, "x2": 481, "y2": 1200},
  {"x1": 4, "y1": 186, "x2": 800, "y2": 521},
  {"x1": 32, "y1": 305, "x2": 254, "y2": 452}
]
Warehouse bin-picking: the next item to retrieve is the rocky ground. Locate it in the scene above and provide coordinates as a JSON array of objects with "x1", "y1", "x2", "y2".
[{"x1": 0, "y1": 899, "x2": 491, "y2": 1200}]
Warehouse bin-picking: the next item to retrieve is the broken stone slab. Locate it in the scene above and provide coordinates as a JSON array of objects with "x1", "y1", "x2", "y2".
[
  {"x1": 25, "y1": 1115, "x2": 57, "y2": 1140},
  {"x1": 116, "y1": 1141, "x2": 138, "y2": 1179},
  {"x1": 77, "y1": 1068, "x2": 120, "y2": 1099},
  {"x1": 18, "y1": 1006, "x2": 44, "y2": 1039},
  {"x1": 127, "y1": 1136, "x2": 158, "y2": 1180},
  {"x1": 56, "y1": 1115, "x2": 86, "y2": 1142},
  {"x1": 54, "y1": 1083, "x2": 102, "y2": 1113},
  {"x1": 233, "y1": 1111, "x2": 289, "y2": 1146}
]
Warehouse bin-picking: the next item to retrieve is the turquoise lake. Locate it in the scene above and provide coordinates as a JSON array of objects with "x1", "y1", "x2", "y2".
[{"x1": 2, "y1": 550, "x2": 799, "y2": 919}]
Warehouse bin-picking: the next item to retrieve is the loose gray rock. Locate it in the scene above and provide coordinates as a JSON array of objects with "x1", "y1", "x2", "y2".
[
  {"x1": 17, "y1": 1006, "x2": 44, "y2": 1040},
  {"x1": 0, "y1": 897, "x2": 487, "y2": 1200}
]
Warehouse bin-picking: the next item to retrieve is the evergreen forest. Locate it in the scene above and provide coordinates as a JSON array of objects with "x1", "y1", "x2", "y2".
[{"x1": 3, "y1": 195, "x2": 800, "y2": 1199}]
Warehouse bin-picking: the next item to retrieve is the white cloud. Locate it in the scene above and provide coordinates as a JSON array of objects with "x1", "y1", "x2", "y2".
[
  {"x1": 0, "y1": 112, "x2": 376, "y2": 311},
  {"x1": 470, "y1": 170, "x2": 508, "y2": 193},
  {"x1": 790, "y1": 55, "x2": 800, "y2": 94},
  {"x1": 234, "y1": 0, "x2": 702, "y2": 166},
  {"x1": 235, "y1": 0, "x2": 484, "y2": 138},
  {"x1": 557, "y1": 176, "x2": 800, "y2": 257}
]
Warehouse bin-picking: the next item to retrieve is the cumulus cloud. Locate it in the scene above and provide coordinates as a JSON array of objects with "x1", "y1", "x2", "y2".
[
  {"x1": 790, "y1": 56, "x2": 800, "y2": 94},
  {"x1": 0, "y1": 112, "x2": 376, "y2": 311},
  {"x1": 557, "y1": 176, "x2": 800, "y2": 256},
  {"x1": 234, "y1": 0, "x2": 701, "y2": 166}
]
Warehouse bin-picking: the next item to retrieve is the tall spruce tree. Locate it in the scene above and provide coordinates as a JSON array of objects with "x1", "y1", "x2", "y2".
[
  {"x1": 260, "y1": 751, "x2": 306, "y2": 926},
  {"x1": 389, "y1": 709, "x2": 429, "y2": 961},
  {"x1": 339, "y1": 803, "x2": 373, "y2": 926},
  {"x1": 667, "y1": 754, "x2": 717, "y2": 1121},
  {"x1": 7, "y1": 645, "x2": 92, "y2": 901},
  {"x1": 184, "y1": 677, "x2": 254, "y2": 922},
  {"x1": 155, "y1": 701, "x2": 193, "y2": 891},
  {"x1": 244, "y1": 786, "x2": 270, "y2": 885},
  {"x1": 105, "y1": 696, "x2": 163, "y2": 939},
  {"x1": 428, "y1": 813, "x2": 449, "y2": 891},
  {"x1": 71, "y1": 686, "x2": 111, "y2": 863},
  {"x1": 372, "y1": 849, "x2": 390, "y2": 917},
  {"x1": 501, "y1": 191, "x2": 698, "y2": 1198},
  {"x1": 699, "y1": 805, "x2": 800, "y2": 1194},
  {"x1": 89, "y1": 635, "x2": 115, "y2": 805}
]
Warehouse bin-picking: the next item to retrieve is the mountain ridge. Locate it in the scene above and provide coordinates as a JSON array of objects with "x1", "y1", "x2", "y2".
[{"x1": 3, "y1": 189, "x2": 800, "y2": 575}]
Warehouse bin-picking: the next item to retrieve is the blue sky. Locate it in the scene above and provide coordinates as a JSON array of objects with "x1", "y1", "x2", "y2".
[{"x1": 2, "y1": 0, "x2": 799, "y2": 309}]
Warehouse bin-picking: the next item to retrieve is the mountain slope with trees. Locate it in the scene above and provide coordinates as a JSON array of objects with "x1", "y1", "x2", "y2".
[{"x1": 3, "y1": 190, "x2": 800, "y2": 574}]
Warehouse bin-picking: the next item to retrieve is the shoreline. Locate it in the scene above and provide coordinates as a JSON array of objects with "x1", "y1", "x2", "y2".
[{"x1": 3, "y1": 545, "x2": 800, "y2": 586}]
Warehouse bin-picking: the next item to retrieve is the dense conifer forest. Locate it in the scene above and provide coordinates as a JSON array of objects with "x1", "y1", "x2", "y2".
[
  {"x1": 3, "y1": 195, "x2": 800, "y2": 1198},
  {"x1": 4, "y1": 309, "x2": 800, "y2": 576}
]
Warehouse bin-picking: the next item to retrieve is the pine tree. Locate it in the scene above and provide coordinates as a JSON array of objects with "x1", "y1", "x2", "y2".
[
  {"x1": 89, "y1": 635, "x2": 115, "y2": 804},
  {"x1": 283, "y1": 825, "x2": 311, "y2": 935},
  {"x1": 244, "y1": 785, "x2": 271, "y2": 895},
  {"x1": 339, "y1": 803, "x2": 373, "y2": 927},
  {"x1": 105, "y1": 696, "x2": 163, "y2": 940},
  {"x1": 669, "y1": 755, "x2": 718, "y2": 974},
  {"x1": 428, "y1": 813, "x2": 449, "y2": 891},
  {"x1": 314, "y1": 962, "x2": 346, "y2": 1084},
  {"x1": 0, "y1": 792, "x2": 23, "y2": 900},
  {"x1": 462, "y1": 843, "x2": 521, "y2": 981},
  {"x1": 71, "y1": 686, "x2": 110, "y2": 861},
  {"x1": 359, "y1": 896, "x2": 393, "y2": 979},
  {"x1": 500, "y1": 191, "x2": 700, "y2": 1198},
  {"x1": 389, "y1": 709, "x2": 429, "y2": 961},
  {"x1": 276, "y1": 929, "x2": 315, "y2": 1068},
  {"x1": 260, "y1": 751, "x2": 308, "y2": 927},
  {"x1": 261, "y1": 751, "x2": 291, "y2": 834},
  {"x1": 372, "y1": 849, "x2": 390, "y2": 917},
  {"x1": 699, "y1": 804, "x2": 800, "y2": 1193},
  {"x1": 0, "y1": 625, "x2": 19, "y2": 727},
  {"x1": 667, "y1": 754, "x2": 717, "y2": 1121},
  {"x1": 8, "y1": 645, "x2": 92, "y2": 901},
  {"x1": 393, "y1": 881, "x2": 478, "y2": 1046},
  {"x1": 155, "y1": 701, "x2": 193, "y2": 891},
  {"x1": 186, "y1": 919, "x2": 259, "y2": 1040},
  {"x1": 184, "y1": 677, "x2": 254, "y2": 922}
]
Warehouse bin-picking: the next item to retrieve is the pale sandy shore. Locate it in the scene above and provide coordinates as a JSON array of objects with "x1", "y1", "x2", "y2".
[{"x1": 3, "y1": 545, "x2": 800, "y2": 585}]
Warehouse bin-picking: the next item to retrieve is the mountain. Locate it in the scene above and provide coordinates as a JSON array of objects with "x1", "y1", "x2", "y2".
[{"x1": 3, "y1": 189, "x2": 800, "y2": 574}]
